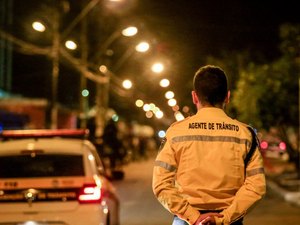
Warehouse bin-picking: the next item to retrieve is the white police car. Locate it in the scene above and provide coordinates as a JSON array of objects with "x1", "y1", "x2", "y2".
[{"x1": 0, "y1": 129, "x2": 120, "y2": 225}]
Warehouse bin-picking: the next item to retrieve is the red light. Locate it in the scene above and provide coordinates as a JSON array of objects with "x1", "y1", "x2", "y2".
[
  {"x1": 260, "y1": 141, "x2": 268, "y2": 150},
  {"x1": 279, "y1": 142, "x2": 286, "y2": 151},
  {"x1": 78, "y1": 184, "x2": 102, "y2": 203}
]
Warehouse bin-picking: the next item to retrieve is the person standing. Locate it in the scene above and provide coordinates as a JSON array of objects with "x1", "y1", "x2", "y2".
[
  {"x1": 152, "y1": 65, "x2": 266, "y2": 225},
  {"x1": 102, "y1": 119, "x2": 124, "y2": 169}
]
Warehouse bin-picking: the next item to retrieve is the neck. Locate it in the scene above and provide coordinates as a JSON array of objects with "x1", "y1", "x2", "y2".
[{"x1": 197, "y1": 102, "x2": 225, "y2": 111}]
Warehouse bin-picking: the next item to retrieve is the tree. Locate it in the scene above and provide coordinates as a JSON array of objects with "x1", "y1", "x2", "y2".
[{"x1": 232, "y1": 23, "x2": 300, "y2": 176}]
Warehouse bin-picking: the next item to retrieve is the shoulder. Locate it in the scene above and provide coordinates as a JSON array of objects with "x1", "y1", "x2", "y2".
[
  {"x1": 234, "y1": 120, "x2": 260, "y2": 146},
  {"x1": 233, "y1": 120, "x2": 254, "y2": 132},
  {"x1": 165, "y1": 116, "x2": 193, "y2": 137},
  {"x1": 232, "y1": 120, "x2": 259, "y2": 140},
  {"x1": 169, "y1": 116, "x2": 191, "y2": 128},
  {"x1": 247, "y1": 124, "x2": 258, "y2": 135},
  {"x1": 233, "y1": 119, "x2": 248, "y2": 128},
  {"x1": 246, "y1": 125, "x2": 260, "y2": 147}
]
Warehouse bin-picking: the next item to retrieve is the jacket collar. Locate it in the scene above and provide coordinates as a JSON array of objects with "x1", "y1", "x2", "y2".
[{"x1": 196, "y1": 107, "x2": 228, "y2": 118}]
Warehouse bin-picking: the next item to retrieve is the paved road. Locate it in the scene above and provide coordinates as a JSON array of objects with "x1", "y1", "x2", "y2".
[{"x1": 113, "y1": 156, "x2": 300, "y2": 225}]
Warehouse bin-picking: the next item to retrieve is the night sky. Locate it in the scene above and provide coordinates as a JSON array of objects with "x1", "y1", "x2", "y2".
[
  {"x1": 2, "y1": 0, "x2": 300, "y2": 122},
  {"x1": 134, "y1": 1, "x2": 300, "y2": 67}
]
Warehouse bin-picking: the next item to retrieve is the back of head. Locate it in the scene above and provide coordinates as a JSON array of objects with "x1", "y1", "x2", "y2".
[{"x1": 193, "y1": 65, "x2": 228, "y2": 107}]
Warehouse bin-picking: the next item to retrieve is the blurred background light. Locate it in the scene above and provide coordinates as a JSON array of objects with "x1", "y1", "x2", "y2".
[
  {"x1": 158, "y1": 130, "x2": 166, "y2": 138},
  {"x1": 151, "y1": 62, "x2": 164, "y2": 73},
  {"x1": 99, "y1": 65, "x2": 108, "y2": 73},
  {"x1": 174, "y1": 111, "x2": 185, "y2": 121},
  {"x1": 165, "y1": 91, "x2": 175, "y2": 99},
  {"x1": 160, "y1": 79, "x2": 170, "y2": 87},
  {"x1": 149, "y1": 103, "x2": 156, "y2": 111},
  {"x1": 145, "y1": 111, "x2": 153, "y2": 118},
  {"x1": 122, "y1": 26, "x2": 138, "y2": 37},
  {"x1": 182, "y1": 106, "x2": 190, "y2": 113},
  {"x1": 135, "y1": 99, "x2": 144, "y2": 107},
  {"x1": 172, "y1": 105, "x2": 180, "y2": 112},
  {"x1": 111, "y1": 114, "x2": 119, "y2": 122},
  {"x1": 32, "y1": 21, "x2": 45, "y2": 32},
  {"x1": 122, "y1": 79, "x2": 132, "y2": 89},
  {"x1": 143, "y1": 104, "x2": 150, "y2": 111},
  {"x1": 153, "y1": 107, "x2": 160, "y2": 113},
  {"x1": 65, "y1": 40, "x2": 77, "y2": 50},
  {"x1": 155, "y1": 110, "x2": 164, "y2": 119},
  {"x1": 135, "y1": 41, "x2": 150, "y2": 52},
  {"x1": 168, "y1": 98, "x2": 177, "y2": 107},
  {"x1": 81, "y1": 89, "x2": 89, "y2": 97}
]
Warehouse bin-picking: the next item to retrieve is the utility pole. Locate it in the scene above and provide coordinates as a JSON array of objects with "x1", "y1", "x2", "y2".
[
  {"x1": 50, "y1": 8, "x2": 60, "y2": 129},
  {"x1": 298, "y1": 75, "x2": 300, "y2": 182},
  {"x1": 95, "y1": 69, "x2": 110, "y2": 138},
  {"x1": 79, "y1": 4, "x2": 88, "y2": 129},
  {"x1": 0, "y1": 0, "x2": 13, "y2": 92}
]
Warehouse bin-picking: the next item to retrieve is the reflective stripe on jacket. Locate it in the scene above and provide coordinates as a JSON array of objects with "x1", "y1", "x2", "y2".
[{"x1": 152, "y1": 108, "x2": 266, "y2": 225}]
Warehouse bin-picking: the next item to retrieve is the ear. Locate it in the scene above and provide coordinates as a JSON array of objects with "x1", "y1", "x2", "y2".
[
  {"x1": 192, "y1": 90, "x2": 199, "y2": 105},
  {"x1": 225, "y1": 90, "x2": 230, "y2": 104}
]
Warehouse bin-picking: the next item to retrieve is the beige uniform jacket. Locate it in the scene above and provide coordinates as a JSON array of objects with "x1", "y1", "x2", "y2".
[{"x1": 152, "y1": 108, "x2": 266, "y2": 225}]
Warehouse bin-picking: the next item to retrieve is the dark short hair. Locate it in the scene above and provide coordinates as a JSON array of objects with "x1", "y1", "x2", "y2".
[{"x1": 193, "y1": 65, "x2": 228, "y2": 106}]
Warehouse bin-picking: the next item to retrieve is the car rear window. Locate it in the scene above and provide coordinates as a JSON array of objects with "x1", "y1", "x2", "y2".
[{"x1": 0, "y1": 154, "x2": 84, "y2": 178}]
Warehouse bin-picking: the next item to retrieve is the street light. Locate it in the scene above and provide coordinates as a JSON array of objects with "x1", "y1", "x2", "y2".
[
  {"x1": 168, "y1": 98, "x2": 177, "y2": 107},
  {"x1": 160, "y1": 78, "x2": 170, "y2": 87},
  {"x1": 174, "y1": 111, "x2": 185, "y2": 121},
  {"x1": 99, "y1": 65, "x2": 108, "y2": 73},
  {"x1": 65, "y1": 40, "x2": 77, "y2": 50},
  {"x1": 122, "y1": 79, "x2": 132, "y2": 89},
  {"x1": 165, "y1": 91, "x2": 175, "y2": 99},
  {"x1": 135, "y1": 41, "x2": 150, "y2": 52},
  {"x1": 122, "y1": 26, "x2": 138, "y2": 37},
  {"x1": 143, "y1": 103, "x2": 151, "y2": 112},
  {"x1": 32, "y1": 21, "x2": 46, "y2": 32},
  {"x1": 135, "y1": 99, "x2": 144, "y2": 107},
  {"x1": 81, "y1": 89, "x2": 89, "y2": 97},
  {"x1": 155, "y1": 110, "x2": 164, "y2": 119},
  {"x1": 151, "y1": 62, "x2": 164, "y2": 73}
]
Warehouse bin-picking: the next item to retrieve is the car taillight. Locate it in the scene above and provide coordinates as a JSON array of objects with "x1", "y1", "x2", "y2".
[
  {"x1": 279, "y1": 142, "x2": 286, "y2": 151},
  {"x1": 260, "y1": 141, "x2": 268, "y2": 150},
  {"x1": 78, "y1": 184, "x2": 102, "y2": 203}
]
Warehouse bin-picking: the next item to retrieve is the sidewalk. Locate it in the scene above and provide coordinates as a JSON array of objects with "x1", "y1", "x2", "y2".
[
  {"x1": 267, "y1": 177, "x2": 300, "y2": 207},
  {"x1": 264, "y1": 157, "x2": 300, "y2": 207}
]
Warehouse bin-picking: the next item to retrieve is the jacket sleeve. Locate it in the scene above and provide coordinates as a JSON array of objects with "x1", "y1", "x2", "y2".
[
  {"x1": 215, "y1": 141, "x2": 267, "y2": 225},
  {"x1": 152, "y1": 136, "x2": 200, "y2": 225}
]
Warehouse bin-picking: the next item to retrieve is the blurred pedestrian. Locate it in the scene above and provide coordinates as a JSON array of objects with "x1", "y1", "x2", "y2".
[
  {"x1": 152, "y1": 65, "x2": 266, "y2": 225},
  {"x1": 102, "y1": 119, "x2": 124, "y2": 169},
  {"x1": 139, "y1": 135, "x2": 148, "y2": 159}
]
